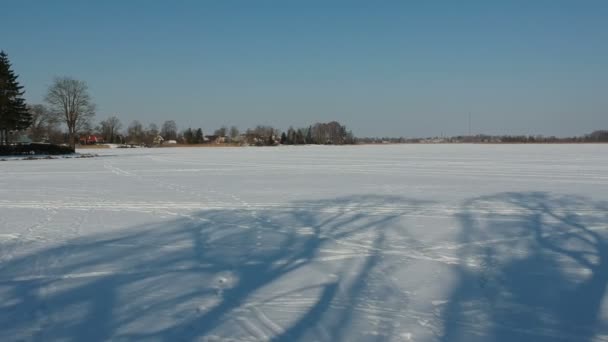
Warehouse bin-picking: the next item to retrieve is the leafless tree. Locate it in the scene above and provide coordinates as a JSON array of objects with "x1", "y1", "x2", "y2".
[
  {"x1": 229, "y1": 126, "x2": 240, "y2": 141},
  {"x1": 147, "y1": 123, "x2": 159, "y2": 136},
  {"x1": 161, "y1": 120, "x2": 177, "y2": 140},
  {"x1": 127, "y1": 120, "x2": 144, "y2": 144},
  {"x1": 214, "y1": 126, "x2": 228, "y2": 137},
  {"x1": 27, "y1": 104, "x2": 57, "y2": 142},
  {"x1": 99, "y1": 115, "x2": 122, "y2": 143},
  {"x1": 45, "y1": 77, "x2": 95, "y2": 148},
  {"x1": 143, "y1": 123, "x2": 159, "y2": 145}
]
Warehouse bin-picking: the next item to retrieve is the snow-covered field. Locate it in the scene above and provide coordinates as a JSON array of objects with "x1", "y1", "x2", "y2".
[{"x1": 1, "y1": 144, "x2": 607, "y2": 341}]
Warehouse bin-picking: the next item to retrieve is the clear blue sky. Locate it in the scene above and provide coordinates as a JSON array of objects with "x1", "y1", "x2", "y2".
[{"x1": 1, "y1": 0, "x2": 607, "y2": 137}]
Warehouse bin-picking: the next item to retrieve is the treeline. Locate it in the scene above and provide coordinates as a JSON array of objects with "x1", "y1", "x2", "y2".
[
  {"x1": 2, "y1": 49, "x2": 358, "y2": 148},
  {"x1": 280, "y1": 122, "x2": 355, "y2": 145},
  {"x1": 162, "y1": 122, "x2": 355, "y2": 146},
  {"x1": 358, "y1": 132, "x2": 608, "y2": 144},
  {"x1": 585, "y1": 130, "x2": 608, "y2": 142},
  {"x1": 2, "y1": 50, "x2": 96, "y2": 149},
  {"x1": 97, "y1": 120, "x2": 354, "y2": 147},
  {"x1": 5, "y1": 50, "x2": 608, "y2": 148},
  {"x1": 19, "y1": 102, "x2": 357, "y2": 147},
  {"x1": 449, "y1": 132, "x2": 608, "y2": 143}
]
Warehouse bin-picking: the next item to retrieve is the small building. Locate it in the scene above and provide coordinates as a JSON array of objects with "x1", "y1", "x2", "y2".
[
  {"x1": 239, "y1": 133, "x2": 262, "y2": 145},
  {"x1": 204, "y1": 135, "x2": 226, "y2": 144},
  {"x1": 153, "y1": 135, "x2": 164, "y2": 145},
  {"x1": 79, "y1": 135, "x2": 104, "y2": 145}
]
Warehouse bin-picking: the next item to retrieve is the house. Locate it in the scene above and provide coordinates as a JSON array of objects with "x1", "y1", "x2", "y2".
[
  {"x1": 153, "y1": 135, "x2": 164, "y2": 145},
  {"x1": 239, "y1": 133, "x2": 261, "y2": 145},
  {"x1": 204, "y1": 135, "x2": 226, "y2": 144},
  {"x1": 79, "y1": 135, "x2": 104, "y2": 145}
]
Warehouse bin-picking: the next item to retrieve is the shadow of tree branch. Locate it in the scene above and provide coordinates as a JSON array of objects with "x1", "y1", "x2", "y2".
[{"x1": 440, "y1": 192, "x2": 608, "y2": 342}]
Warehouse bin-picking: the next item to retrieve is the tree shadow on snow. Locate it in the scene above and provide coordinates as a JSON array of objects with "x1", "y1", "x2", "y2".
[
  {"x1": 2, "y1": 192, "x2": 607, "y2": 341},
  {"x1": 0, "y1": 195, "x2": 429, "y2": 342},
  {"x1": 440, "y1": 192, "x2": 608, "y2": 342}
]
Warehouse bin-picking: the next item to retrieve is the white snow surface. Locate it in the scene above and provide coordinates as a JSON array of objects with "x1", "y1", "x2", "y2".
[{"x1": 1, "y1": 144, "x2": 607, "y2": 341}]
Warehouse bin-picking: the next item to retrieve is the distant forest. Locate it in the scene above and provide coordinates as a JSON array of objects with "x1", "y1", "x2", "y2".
[{"x1": 358, "y1": 131, "x2": 608, "y2": 144}]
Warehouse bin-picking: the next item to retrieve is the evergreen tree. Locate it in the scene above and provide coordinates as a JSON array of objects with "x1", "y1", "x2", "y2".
[
  {"x1": 287, "y1": 127, "x2": 296, "y2": 145},
  {"x1": 183, "y1": 128, "x2": 194, "y2": 144},
  {"x1": 296, "y1": 129, "x2": 305, "y2": 145},
  {"x1": 280, "y1": 132, "x2": 287, "y2": 144},
  {"x1": 305, "y1": 125, "x2": 313, "y2": 144},
  {"x1": 195, "y1": 128, "x2": 204, "y2": 144},
  {"x1": 0, "y1": 51, "x2": 31, "y2": 144}
]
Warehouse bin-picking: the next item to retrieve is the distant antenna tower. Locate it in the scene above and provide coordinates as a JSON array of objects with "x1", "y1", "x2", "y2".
[{"x1": 468, "y1": 113, "x2": 472, "y2": 136}]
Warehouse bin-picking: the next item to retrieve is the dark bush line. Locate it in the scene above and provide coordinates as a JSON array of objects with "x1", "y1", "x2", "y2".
[{"x1": 0, "y1": 143, "x2": 74, "y2": 156}]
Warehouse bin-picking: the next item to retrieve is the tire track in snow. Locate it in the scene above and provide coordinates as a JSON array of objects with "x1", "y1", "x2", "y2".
[
  {"x1": 1, "y1": 200, "x2": 603, "y2": 217},
  {"x1": 103, "y1": 159, "x2": 223, "y2": 210}
]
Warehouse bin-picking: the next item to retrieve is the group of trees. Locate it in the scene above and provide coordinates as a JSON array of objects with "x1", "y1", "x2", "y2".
[
  {"x1": 132, "y1": 122, "x2": 355, "y2": 147},
  {"x1": 586, "y1": 130, "x2": 608, "y2": 142},
  {"x1": 1, "y1": 50, "x2": 96, "y2": 149},
  {"x1": 14, "y1": 81, "x2": 94, "y2": 149},
  {"x1": 446, "y1": 133, "x2": 608, "y2": 144},
  {"x1": 98, "y1": 116, "x2": 122, "y2": 143},
  {"x1": 26, "y1": 104, "x2": 63, "y2": 143},
  {"x1": 2, "y1": 50, "x2": 352, "y2": 150},
  {"x1": 357, "y1": 132, "x2": 608, "y2": 144},
  {"x1": 3, "y1": 51, "x2": 357, "y2": 149},
  {"x1": 280, "y1": 121, "x2": 355, "y2": 145},
  {"x1": 93, "y1": 119, "x2": 173, "y2": 145},
  {"x1": 181, "y1": 127, "x2": 204, "y2": 144}
]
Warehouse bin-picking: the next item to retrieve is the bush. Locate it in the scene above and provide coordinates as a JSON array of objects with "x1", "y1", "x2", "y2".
[{"x1": 0, "y1": 143, "x2": 75, "y2": 156}]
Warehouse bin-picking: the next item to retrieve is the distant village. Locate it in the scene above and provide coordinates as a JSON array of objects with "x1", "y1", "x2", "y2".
[
  {"x1": 72, "y1": 120, "x2": 356, "y2": 148},
  {"x1": 12, "y1": 104, "x2": 608, "y2": 151}
]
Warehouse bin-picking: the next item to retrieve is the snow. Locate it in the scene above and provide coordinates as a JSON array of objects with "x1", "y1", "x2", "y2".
[{"x1": 0, "y1": 144, "x2": 607, "y2": 341}]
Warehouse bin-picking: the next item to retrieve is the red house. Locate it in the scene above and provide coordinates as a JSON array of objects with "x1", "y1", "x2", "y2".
[{"x1": 79, "y1": 135, "x2": 104, "y2": 145}]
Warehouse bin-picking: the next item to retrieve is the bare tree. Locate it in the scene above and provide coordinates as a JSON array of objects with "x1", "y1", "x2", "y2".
[
  {"x1": 99, "y1": 115, "x2": 122, "y2": 144},
  {"x1": 27, "y1": 104, "x2": 57, "y2": 142},
  {"x1": 213, "y1": 126, "x2": 228, "y2": 137},
  {"x1": 161, "y1": 120, "x2": 177, "y2": 140},
  {"x1": 127, "y1": 120, "x2": 144, "y2": 144},
  {"x1": 229, "y1": 126, "x2": 240, "y2": 141},
  {"x1": 147, "y1": 123, "x2": 159, "y2": 136},
  {"x1": 143, "y1": 123, "x2": 159, "y2": 145},
  {"x1": 45, "y1": 77, "x2": 95, "y2": 148}
]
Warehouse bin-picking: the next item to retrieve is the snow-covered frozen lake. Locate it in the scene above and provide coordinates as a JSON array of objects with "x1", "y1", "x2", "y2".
[{"x1": 1, "y1": 144, "x2": 607, "y2": 341}]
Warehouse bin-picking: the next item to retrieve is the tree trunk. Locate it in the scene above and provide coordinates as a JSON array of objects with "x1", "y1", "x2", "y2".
[{"x1": 68, "y1": 127, "x2": 75, "y2": 150}]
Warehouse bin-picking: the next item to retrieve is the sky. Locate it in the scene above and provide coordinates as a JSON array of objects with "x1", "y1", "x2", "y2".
[{"x1": 1, "y1": 0, "x2": 607, "y2": 137}]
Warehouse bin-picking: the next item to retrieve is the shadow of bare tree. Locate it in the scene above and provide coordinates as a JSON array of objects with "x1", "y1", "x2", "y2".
[
  {"x1": 0, "y1": 195, "x2": 430, "y2": 342},
  {"x1": 1, "y1": 193, "x2": 607, "y2": 341},
  {"x1": 440, "y1": 192, "x2": 608, "y2": 342}
]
